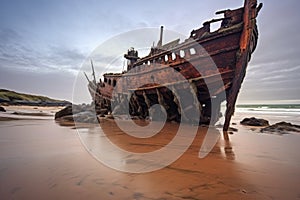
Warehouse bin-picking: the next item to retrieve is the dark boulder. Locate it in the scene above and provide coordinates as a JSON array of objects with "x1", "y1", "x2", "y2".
[
  {"x1": 0, "y1": 106, "x2": 6, "y2": 112},
  {"x1": 240, "y1": 117, "x2": 269, "y2": 126},
  {"x1": 228, "y1": 127, "x2": 238, "y2": 132},
  {"x1": 261, "y1": 121, "x2": 300, "y2": 134},
  {"x1": 55, "y1": 105, "x2": 73, "y2": 119},
  {"x1": 55, "y1": 104, "x2": 99, "y2": 124},
  {"x1": 55, "y1": 104, "x2": 85, "y2": 119},
  {"x1": 59, "y1": 115, "x2": 74, "y2": 122}
]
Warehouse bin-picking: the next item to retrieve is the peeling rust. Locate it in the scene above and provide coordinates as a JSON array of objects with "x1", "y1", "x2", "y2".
[{"x1": 87, "y1": 0, "x2": 262, "y2": 130}]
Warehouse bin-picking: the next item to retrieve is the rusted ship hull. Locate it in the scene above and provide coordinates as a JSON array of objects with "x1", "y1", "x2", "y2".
[{"x1": 87, "y1": 0, "x2": 262, "y2": 131}]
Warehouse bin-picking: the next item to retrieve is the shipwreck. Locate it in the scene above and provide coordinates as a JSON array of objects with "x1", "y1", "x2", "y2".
[{"x1": 86, "y1": 0, "x2": 262, "y2": 131}]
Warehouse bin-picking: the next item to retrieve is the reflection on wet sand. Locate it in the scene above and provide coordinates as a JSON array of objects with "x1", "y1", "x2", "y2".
[
  {"x1": 1, "y1": 118, "x2": 299, "y2": 199},
  {"x1": 223, "y1": 131, "x2": 235, "y2": 160},
  {"x1": 76, "y1": 119, "x2": 260, "y2": 199}
]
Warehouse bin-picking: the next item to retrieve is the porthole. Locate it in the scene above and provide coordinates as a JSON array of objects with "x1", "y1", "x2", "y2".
[
  {"x1": 190, "y1": 48, "x2": 196, "y2": 55},
  {"x1": 164, "y1": 55, "x2": 169, "y2": 62},
  {"x1": 171, "y1": 52, "x2": 176, "y2": 60},
  {"x1": 180, "y1": 50, "x2": 185, "y2": 58}
]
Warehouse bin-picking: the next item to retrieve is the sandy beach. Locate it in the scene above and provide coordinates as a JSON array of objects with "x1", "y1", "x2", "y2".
[{"x1": 0, "y1": 106, "x2": 299, "y2": 199}]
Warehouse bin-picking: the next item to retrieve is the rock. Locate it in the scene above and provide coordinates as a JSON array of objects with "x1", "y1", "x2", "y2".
[
  {"x1": 55, "y1": 105, "x2": 73, "y2": 119},
  {"x1": 261, "y1": 121, "x2": 300, "y2": 135},
  {"x1": 55, "y1": 103, "x2": 99, "y2": 124},
  {"x1": 59, "y1": 112, "x2": 99, "y2": 124},
  {"x1": 60, "y1": 115, "x2": 74, "y2": 122},
  {"x1": 72, "y1": 111, "x2": 99, "y2": 124},
  {"x1": 214, "y1": 124, "x2": 237, "y2": 131},
  {"x1": 228, "y1": 127, "x2": 238, "y2": 132},
  {"x1": 0, "y1": 106, "x2": 6, "y2": 112},
  {"x1": 240, "y1": 117, "x2": 269, "y2": 126},
  {"x1": 55, "y1": 104, "x2": 89, "y2": 119}
]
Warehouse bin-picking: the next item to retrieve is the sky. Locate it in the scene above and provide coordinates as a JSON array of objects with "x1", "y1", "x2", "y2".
[{"x1": 0, "y1": 0, "x2": 299, "y2": 104}]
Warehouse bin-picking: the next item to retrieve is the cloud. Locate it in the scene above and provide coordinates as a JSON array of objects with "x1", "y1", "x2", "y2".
[
  {"x1": 0, "y1": 28, "x2": 91, "y2": 102},
  {"x1": 0, "y1": 66, "x2": 76, "y2": 101},
  {"x1": 1, "y1": 0, "x2": 300, "y2": 104},
  {"x1": 0, "y1": 28, "x2": 88, "y2": 74}
]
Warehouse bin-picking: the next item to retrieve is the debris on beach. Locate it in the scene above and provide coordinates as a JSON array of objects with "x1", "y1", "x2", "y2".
[
  {"x1": 240, "y1": 117, "x2": 269, "y2": 126},
  {"x1": 260, "y1": 122, "x2": 300, "y2": 135}
]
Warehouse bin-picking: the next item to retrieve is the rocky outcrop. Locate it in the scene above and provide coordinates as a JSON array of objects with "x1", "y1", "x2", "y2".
[
  {"x1": 65, "y1": 111, "x2": 98, "y2": 124},
  {"x1": 0, "y1": 106, "x2": 6, "y2": 112},
  {"x1": 261, "y1": 122, "x2": 300, "y2": 135},
  {"x1": 54, "y1": 105, "x2": 73, "y2": 119},
  {"x1": 240, "y1": 117, "x2": 269, "y2": 126},
  {"x1": 55, "y1": 104, "x2": 99, "y2": 124}
]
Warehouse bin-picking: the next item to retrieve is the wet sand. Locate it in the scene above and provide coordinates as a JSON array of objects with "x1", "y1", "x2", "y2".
[
  {"x1": 0, "y1": 107, "x2": 300, "y2": 199},
  {"x1": 0, "y1": 106, "x2": 62, "y2": 121}
]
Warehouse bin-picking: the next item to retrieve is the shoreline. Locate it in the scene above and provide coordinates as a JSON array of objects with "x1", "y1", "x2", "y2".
[{"x1": 1, "y1": 104, "x2": 300, "y2": 133}]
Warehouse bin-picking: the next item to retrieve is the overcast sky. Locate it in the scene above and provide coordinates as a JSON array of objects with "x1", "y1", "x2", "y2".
[{"x1": 0, "y1": 0, "x2": 299, "y2": 104}]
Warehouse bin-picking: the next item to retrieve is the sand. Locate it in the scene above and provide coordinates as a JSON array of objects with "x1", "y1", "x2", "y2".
[
  {"x1": 0, "y1": 105, "x2": 63, "y2": 121},
  {"x1": 0, "y1": 106, "x2": 299, "y2": 199}
]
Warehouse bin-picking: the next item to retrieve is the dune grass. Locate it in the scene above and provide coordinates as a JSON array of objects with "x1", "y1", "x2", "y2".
[{"x1": 0, "y1": 89, "x2": 68, "y2": 103}]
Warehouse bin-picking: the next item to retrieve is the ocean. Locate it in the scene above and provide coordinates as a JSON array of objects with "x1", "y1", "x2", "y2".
[{"x1": 234, "y1": 104, "x2": 300, "y2": 124}]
